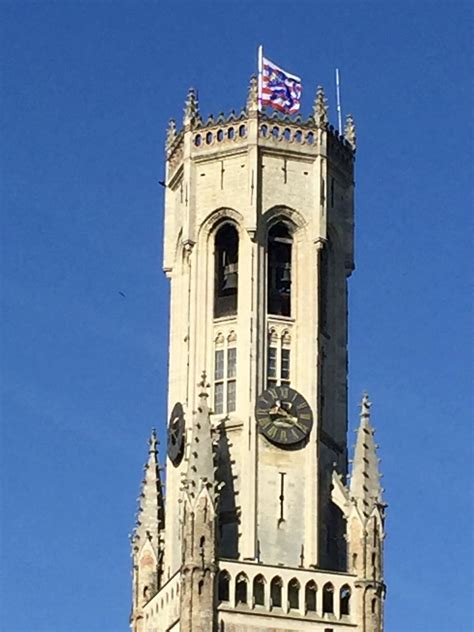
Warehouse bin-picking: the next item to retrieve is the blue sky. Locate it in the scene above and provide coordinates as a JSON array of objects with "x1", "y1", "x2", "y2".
[{"x1": 1, "y1": 2, "x2": 473, "y2": 631}]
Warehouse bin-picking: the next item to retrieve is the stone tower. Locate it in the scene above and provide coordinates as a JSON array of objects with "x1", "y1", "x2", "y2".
[{"x1": 130, "y1": 76, "x2": 386, "y2": 631}]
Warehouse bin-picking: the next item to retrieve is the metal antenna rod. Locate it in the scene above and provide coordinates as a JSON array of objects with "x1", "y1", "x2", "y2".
[{"x1": 336, "y1": 68, "x2": 343, "y2": 133}]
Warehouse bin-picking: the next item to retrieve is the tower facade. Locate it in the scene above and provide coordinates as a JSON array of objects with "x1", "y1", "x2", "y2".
[{"x1": 131, "y1": 77, "x2": 386, "y2": 632}]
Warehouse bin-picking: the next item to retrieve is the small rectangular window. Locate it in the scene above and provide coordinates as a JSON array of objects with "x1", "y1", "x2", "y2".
[
  {"x1": 214, "y1": 382, "x2": 224, "y2": 414},
  {"x1": 281, "y1": 349, "x2": 290, "y2": 382},
  {"x1": 227, "y1": 380, "x2": 236, "y2": 412},
  {"x1": 268, "y1": 347, "x2": 277, "y2": 378},
  {"x1": 215, "y1": 349, "x2": 224, "y2": 380},
  {"x1": 227, "y1": 347, "x2": 237, "y2": 378}
]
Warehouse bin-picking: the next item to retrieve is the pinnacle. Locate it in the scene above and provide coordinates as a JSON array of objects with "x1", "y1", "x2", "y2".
[
  {"x1": 166, "y1": 118, "x2": 177, "y2": 150},
  {"x1": 246, "y1": 74, "x2": 258, "y2": 113},
  {"x1": 131, "y1": 428, "x2": 165, "y2": 552},
  {"x1": 349, "y1": 393, "x2": 383, "y2": 515},
  {"x1": 183, "y1": 87, "x2": 200, "y2": 128},
  {"x1": 344, "y1": 113, "x2": 356, "y2": 149},
  {"x1": 182, "y1": 370, "x2": 216, "y2": 506},
  {"x1": 313, "y1": 85, "x2": 328, "y2": 127}
]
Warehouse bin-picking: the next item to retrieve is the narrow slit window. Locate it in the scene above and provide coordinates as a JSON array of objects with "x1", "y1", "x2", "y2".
[
  {"x1": 227, "y1": 379, "x2": 236, "y2": 412},
  {"x1": 281, "y1": 348, "x2": 290, "y2": 383},
  {"x1": 267, "y1": 346, "x2": 277, "y2": 387},
  {"x1": 214, "y1": 382, "x2": 224, "y2": 415},
  {"x1": 214, "y1": 341, "x2": 237, "y2": 414}
]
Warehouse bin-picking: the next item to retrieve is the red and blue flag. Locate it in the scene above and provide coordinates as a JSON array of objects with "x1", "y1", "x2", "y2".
[{"x1": 261, "y1": 57, "x2": 302, "y2": 114}]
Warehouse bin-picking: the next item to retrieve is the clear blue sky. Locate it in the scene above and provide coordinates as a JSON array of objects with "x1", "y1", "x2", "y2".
[{"x1": 1, "y1": 2, "x2": 472, "y2": 631}]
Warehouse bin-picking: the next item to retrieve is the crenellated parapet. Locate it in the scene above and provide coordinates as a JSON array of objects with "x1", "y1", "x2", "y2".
[{"x1": 165, "y1": 79, "x2": 355, "y2": 184}]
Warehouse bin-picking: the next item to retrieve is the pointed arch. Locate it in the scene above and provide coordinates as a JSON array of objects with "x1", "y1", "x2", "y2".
[
  {"x1": 253, "y1": 574, "x2": 265, "y2": 606},
  {"x1": 322, "y1": 582, "x2": 334, "y2": 614},
  {"x1": 305, "y1": 580, "x2": 317, "y2": 612},
  {"x1": 262, "y1": 205, "x2": 307, "y2": 233},
  {"x1": 235, "y1": 572, "x2": 248, "y2": 605},
  {"x1": 217, "y1": 571, "x2": 230, "y2": 604},
  {"x1": 270, "y1": 576, "x2": 283, "y2": 608},
  {"x1": 288, "y1": 578, "x2": 300, "y2": 610},
  {"x1": 214, "y1": 222, "x2": 239, "y2": 317},
  {"x1": 340, "y1": 584, "x2": 351, "y2": 616},
  {"x1": 267, "y1": 221, "x2": 293, "y2": 316}
]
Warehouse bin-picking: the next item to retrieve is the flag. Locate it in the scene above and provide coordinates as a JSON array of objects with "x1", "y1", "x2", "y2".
[{"x1": 261, "y1": 56, "x2": 302, "y2": 114}]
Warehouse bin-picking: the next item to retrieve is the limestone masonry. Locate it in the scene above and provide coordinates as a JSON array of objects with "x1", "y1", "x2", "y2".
[{"x1": 130, "y1": 76, "x2": 386, "y2": 632}]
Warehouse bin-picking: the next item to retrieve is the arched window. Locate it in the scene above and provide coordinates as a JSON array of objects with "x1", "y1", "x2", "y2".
[
  {"x1": 235, "y1": 572, "x2": 248, "y2": 605},
  {"x1": 270, "y1": 576, "x2": 282, "y2": 608},
  {"x1": 267, "y1": 222, "x2": 292, "y2": 317},
  {"x1": 340, "y1": 585, "x2": 351, "y2": 616},
  {"x1": 371, "y1": 597, "x2": 377, "y2": 614},
  {"x1": 214, "y1": 223, "x2": 239, "y2": 318},
  {"x1": 305, "y1": 580, "x2": 317, "y2": 612},
  {"x1": 218, "y1": 570, "x2": 230, "y2": 602},
  {"x1": 253, "y1": 574, "x2": 265, "y2": 606},
  {"x1": 288, "y1": 578, "x2": 300, "y2": 610},
  {"x1": 322, "y1": 582, "x2": 334, "y2": 614}
]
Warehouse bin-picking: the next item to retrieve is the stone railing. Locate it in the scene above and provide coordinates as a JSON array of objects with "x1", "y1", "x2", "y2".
[
  {"x1": 217, "y1": 558, "x2": 356, "y2": 623},
  {"x1": 143, "y1": 570, "x2": 180, "y2": 632}
]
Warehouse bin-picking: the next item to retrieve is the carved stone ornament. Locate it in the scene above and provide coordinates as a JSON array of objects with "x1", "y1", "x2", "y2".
[
  {"x1": 344, "y1": 113, "x2": 356, "y2": 150},
  {"x1": 183, "y1": 87, "x2": 200, "y2": 129},
  {"x1": 246, "y1": 75, "x2": 258, "y2": 113},
  {"x1": 313, "y1": 86, "x2": 328, "y2": 127},
  {"x1": 166, "y1": 118, "x2": 177, "y2": 150}
]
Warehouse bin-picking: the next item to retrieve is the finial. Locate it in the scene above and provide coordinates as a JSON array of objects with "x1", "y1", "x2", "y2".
[
  {"x1": 360, "y1": 392, "x2": 371, "y2": 419},
  {"x1": 313, "y1": 86, "x2": 328, "y2": 127},
  {"x1": 246, "y1": 75, "x2": 258, "y2": 113},
  {"x1": 198, "y1": 370, "x2": 210, "y2": 397},
  {"x1": 345, "y1": 113, "x2": 356, "y2": 149},
  {"x1": 148, "y1": 428, "x2": 158, "y2": 453},
  {"x1": 183, "y1": 87, "x2": 200, "y2": 129},
  {"x1": 166, "y1": 118, "x2": 177, "y2": 150}
]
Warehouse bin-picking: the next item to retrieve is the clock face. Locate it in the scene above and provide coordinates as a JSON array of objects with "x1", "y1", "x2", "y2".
[
  {"x1": 255, "y1": 385, "x2": 313, "y2": 447},
  {"x1": 167, "y1": 402, "x2": 185, "y2": 466}
]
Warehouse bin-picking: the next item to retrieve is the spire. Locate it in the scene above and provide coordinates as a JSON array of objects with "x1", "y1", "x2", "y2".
[
  {"x1": 132, "y1": 429, "x2": 165, "y2": 551},
  {"x1": 349, "y1": 393, "x2": 383, "y2": 517},
  {"x1": 313, "y1": 85, "x2": 328, "y2": 127},
  {"x1": 344, "y1": 113, "x2": 356, "y2": 149},
  {"x1": 182, "y1": 372, "x2": 216, "y2": 505},
  {"x1": 246, "y1": 74, "x2": 258, "y2": 114},
  {"x1": 166, "y1": 118, "x2": 177, "y2": 151},
  {"x1": 183, "y1": 87, "x2": 200, "y2": 129}
]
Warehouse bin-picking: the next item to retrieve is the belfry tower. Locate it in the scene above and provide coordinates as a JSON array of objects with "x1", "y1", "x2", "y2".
[{"x1": 130, "y1": 77, "x2": 386, "y2": 631}]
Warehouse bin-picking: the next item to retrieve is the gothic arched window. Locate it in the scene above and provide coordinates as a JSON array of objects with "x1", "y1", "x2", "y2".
[
  {"x1": 253, "y1": 574, "x2": 265, "y2": 606},
  {"x1": 218, "y1": 570, "x2": 230, "y2": 602},
  {"x1": 214, "y1": 223, "x2": 239, "y2": 318},
  {"x1": 270, "y1": 576, "x2": 283, "y2": 608},
  {"x1": 267, "y1": 222, "x2": 292, "y2": 317},
  {"x1": 235, "y1": 572, "x2": 248, "y2": 605},
  {"x1": 288, "y1": 578, "x2": 300, "y2": 610},
  {"x1": 305, "y1": 580, "x2": 317, "y2": 612},
  {"x1": 322, "y1": 582, "x2": 334, "y2": 614},
  {"x1": 340, "y1": 585, "x2": 351, "y2": 616}
]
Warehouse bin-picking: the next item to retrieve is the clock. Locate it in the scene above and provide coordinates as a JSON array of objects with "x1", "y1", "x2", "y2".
[
  {"x1": 167, "y1": 401, "x2": 185, "y2": 466},
  {"x1": 255, "y1": 385, "x2": 313, "y2": 447}
]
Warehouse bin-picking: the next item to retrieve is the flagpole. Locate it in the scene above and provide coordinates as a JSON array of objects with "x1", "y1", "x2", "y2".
[
  {"x1": 336, "y1": 68, "x2": 342, "y2": 133},
  {"x1": 258, "y1": 45, "x2": 263, "y2": 113}
]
